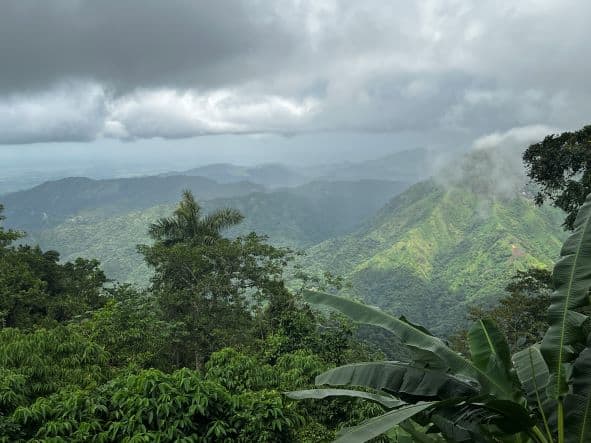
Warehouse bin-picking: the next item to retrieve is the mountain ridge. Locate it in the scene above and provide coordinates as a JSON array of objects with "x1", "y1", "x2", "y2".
[
  {"x1": 300, "y1": 178, "x2": 566, "y2": 334},
  {"x1": 1, "y1": 175, "x2": 264, "y2": 231}
]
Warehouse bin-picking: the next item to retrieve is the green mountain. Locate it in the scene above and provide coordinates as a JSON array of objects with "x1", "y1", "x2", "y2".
[
  {"x1": 29, "y1": 179, "x2": 408, "y2": 285},
  {"x1": 1, "y1": 175, "x2": 263, "y2": 231},
  {"x1": 301, "y1": 178, "x2": 566, "y2": 335}
]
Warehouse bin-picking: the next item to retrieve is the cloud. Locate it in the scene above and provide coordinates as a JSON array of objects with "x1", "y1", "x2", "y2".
[
  {"x1": 435, "y1": 124, "x2": 559, "y2": 200},
  {"x1": 0, "y1": 83, "x2": 107, "y2": 144},
  {"x1": 0, "y1": 0, "x2": 296, "y2": 94},
  {"x1": 0, "y1": 0, "x2": 590, "y2": 144},
  {"x1": 104, "y1": 89, "x2": 320, "y2": 139},
  {"x1": 471, "y1": 124, "x2": 558, "y2": 152}
]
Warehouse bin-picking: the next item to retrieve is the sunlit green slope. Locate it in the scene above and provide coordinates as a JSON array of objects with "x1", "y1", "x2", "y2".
[{"x1": 302, "y1": 179, "x2": 566, "y2": 334}]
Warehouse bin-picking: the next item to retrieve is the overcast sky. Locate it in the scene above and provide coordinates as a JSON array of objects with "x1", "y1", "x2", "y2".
[{"x1": 1, "y1": 0, "x2": 590, "y2": 170}]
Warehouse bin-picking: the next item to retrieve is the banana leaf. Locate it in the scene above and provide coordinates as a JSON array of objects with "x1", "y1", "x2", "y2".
[
  {"x1": 334, "y1": 402, "x2": 436, "y2": 443},
  {"x1": 468, "y1": 318, "x2": 521, "y2": 401},
  {"x1": 285, "y1": 388, "x2": 405, "y2": 408},
  {"x1": 303, "y1": 290, "x2": 513, "y2": 396},
  {"x1": 431, "y1": 399, "x2": 534, "y2": 442},
  {"x1": 314, "y1": 361, "x2": 479, "y2": 400},
  {"x1": 512, "y1": 345, "x2": 550, "y2": 407},
  {"x1": 540, "y1": 192, "x2": 591, "y2": 398},
  {"x1": 563, "y1": 347, "x2": 591, "y2": 443}
]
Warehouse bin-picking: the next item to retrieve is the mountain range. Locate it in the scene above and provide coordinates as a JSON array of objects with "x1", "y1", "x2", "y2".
[
  {"x1": 24, "y1": 179, "x2": 409, "y2": 284},
  {"x1": 1, "y1": 148, "x2": 567, "y2": 334}
]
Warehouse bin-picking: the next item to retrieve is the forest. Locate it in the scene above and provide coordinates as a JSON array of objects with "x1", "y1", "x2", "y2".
[{"x1": 1, "y1": 125, "x2": 591, "y2": 442}]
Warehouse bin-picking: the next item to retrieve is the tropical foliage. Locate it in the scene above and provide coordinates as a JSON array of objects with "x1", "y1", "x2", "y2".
[
  {"x1": 451, "y1": 267, "x2": 553, "y2": 354},
  {"x1": 5, "y1": 127, "x2": 591, "y2": 441},
  {"x1": 523, "y1": 125, "x2": 591, "y2": 229},
  {"x1": 0, "y1": 192, "x2": 393, "y2": 441},
  {"x1": 0, "y1": 205, "x2": 106, "y2": 329},
  {"x1": 301, "y1": 177, "x2": 566, "y2": 335},
  {"x1": 289, "y1": 191, "x2": 591, "y2": 442}
]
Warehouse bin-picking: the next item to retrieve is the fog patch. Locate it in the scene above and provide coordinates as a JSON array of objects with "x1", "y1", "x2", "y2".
[{"x1": 434, "y1": 124, "x2": 558, "y2": 200}]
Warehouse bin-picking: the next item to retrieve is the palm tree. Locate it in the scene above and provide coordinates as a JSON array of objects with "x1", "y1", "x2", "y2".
[
  {"x1": 148, "y1": 190, "x2": 244, "y2": 246},
  {"x1": 289, "y1": 193, "x2": 591, "y2": 443}
]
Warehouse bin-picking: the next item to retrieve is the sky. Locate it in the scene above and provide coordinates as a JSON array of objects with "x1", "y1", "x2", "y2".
[{"x1": 1, "y1": 0, "x2": 590, "y2": 174}]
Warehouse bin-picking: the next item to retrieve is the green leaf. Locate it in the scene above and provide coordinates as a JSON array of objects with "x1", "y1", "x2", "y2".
[
  {"x1": 431, "y1": 398, "x2": 534, "y2": 442},
  {"x1": 541, "y1": 192, "x2": 591, "y2": 399},
  {"x1": 314, "y1": 361, "x2": 479, "y2": 400},
  {"x1": 285, "y1": 388, "x2": 405, "y2": 408},
  {"x1": 564, "y1": 347, "x2": 591, "y2": 443},
  {"x1": 303, "y1": 290, "x2": 511, "y2": 396},
  {"x1": 334, "y1": 402, "x2": 436, "y2": 443},
  {"x1": 468, "y1": 318, "x2": 520, "y2": 400},
  {"x1": 512, "y1": 345, "x2": 550, "y2": 407}
]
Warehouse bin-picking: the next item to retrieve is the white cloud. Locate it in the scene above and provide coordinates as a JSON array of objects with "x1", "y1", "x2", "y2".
[
  {"x1": 472, "y1": 124, "x2": 558, "y2": 151},
  {"x1": 104, "y1": 89, "x2": 321, "y2": 139},
  {"x1": 0, "y1": 83, "x2": 106, "y2": 144},
  {"x1": 434, "y1": 124, "x2": 559, "y2": 200}
]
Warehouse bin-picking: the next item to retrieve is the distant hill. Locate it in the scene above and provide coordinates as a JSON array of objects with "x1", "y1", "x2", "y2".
[
  {"x1": 301, "y1": 159, "x2": 566, "y2": 335},
  {"x1": 166, "y1": 163, "x2": 308, "y2": 188},
  {"x1": 1, "y1": 175, "x2": 263, "y2": 231},
  {"x1": 168, "y1": 149, "x2": 433, "y2": 188},
  {"x1": 308, "y1": 148, "x2": 436, "y2": 183},
  {"x1": 26, "y1": 179, "x2": 409, "y2": 285}
]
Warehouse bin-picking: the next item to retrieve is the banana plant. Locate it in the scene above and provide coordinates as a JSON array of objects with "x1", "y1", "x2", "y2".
[{"x1": 287, "y1": 193, "x2": 591, "y2": 442}]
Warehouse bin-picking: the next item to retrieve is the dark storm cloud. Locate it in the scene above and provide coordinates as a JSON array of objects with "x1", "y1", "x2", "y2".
[
  {"x1": 0, "y1": 0, "x2": 295, "y2": 94},
  {"x1": 1, "y1": 0, "x2": 591, "y2": 145}
]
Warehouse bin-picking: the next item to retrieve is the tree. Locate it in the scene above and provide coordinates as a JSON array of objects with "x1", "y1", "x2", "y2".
[
  {"x1": 0, "y1": 204, "x2": 22, "y2": 248},
  {"x1": 146, "y1": 189, "x2": 244, "y2": 248},
  {"x1": 0, "y1": 244, "x2": 106, "y2": 328},
  {"x1": 451, "y1": 267, "x2": 552, "y2": 354},
  {"x1": 523, "y1": 125, "x2": 591, "y2": 229},
  {"x1": 290, "y1": 192, "x2": 591, "y2": 443},
  {"x1": 138, "y1": 191, "x2": 292, "y2": 368},
  {"x1": 77, "y1": 284, "x2": 178, "y2": 371},
  {"x1": 0, "y1": 203, "x2": 107, "y2": 328}
]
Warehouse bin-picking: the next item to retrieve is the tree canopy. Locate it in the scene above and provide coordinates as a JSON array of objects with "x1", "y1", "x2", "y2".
[{"x1": 523, "y1": 125, "x2": 591, "y2": 229}]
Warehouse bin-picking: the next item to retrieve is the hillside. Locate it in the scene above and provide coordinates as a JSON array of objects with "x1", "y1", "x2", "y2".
[
  {"x1": 301, "y1": 178, "x2": 566, "y2": 335},
  {"x1": 1, "y1": 175, "x2": 263, "y2": 231},
  {"x1": 29, "y1": 179, "x2": 409, "y2": 284}
]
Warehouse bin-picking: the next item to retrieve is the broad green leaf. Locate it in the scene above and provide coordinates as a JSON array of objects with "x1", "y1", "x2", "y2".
[
  {"x1": 564, "y1": 347, "x2": 591, "y2": 443},
  {"x1": 334, "y1": 402, "x2": 436, "y2": 443},
  {"x1": 430, "y1": 412, "x2": 476, "y2": 442},
  {"x1": 476, "y1": 398, "x2": 536, "y2": 433},
  {"x1": 285, "y1": 388, "x2": 405, "y2": 408},
  {"x1": 432, "y1": 399, "x2": 534, "y2": 442},
  {"x1": 304, "y1": 290, "x2": 512, "y2": 396},
  {"x1": 398, "y1": 421, "x2": 445, "y2": 443},
  {"x1": 541, "y1": 192, "x2": 591, "y2": 398},
  {"x1": 315, "y1": 361, "x2": 479, "y2": 400},
  {"x1": 468, "y1": 318, "x2": 520, "y2": 400},
  {"x1": 512, "y1": 345, "x2": 550, "y2": 407}
]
